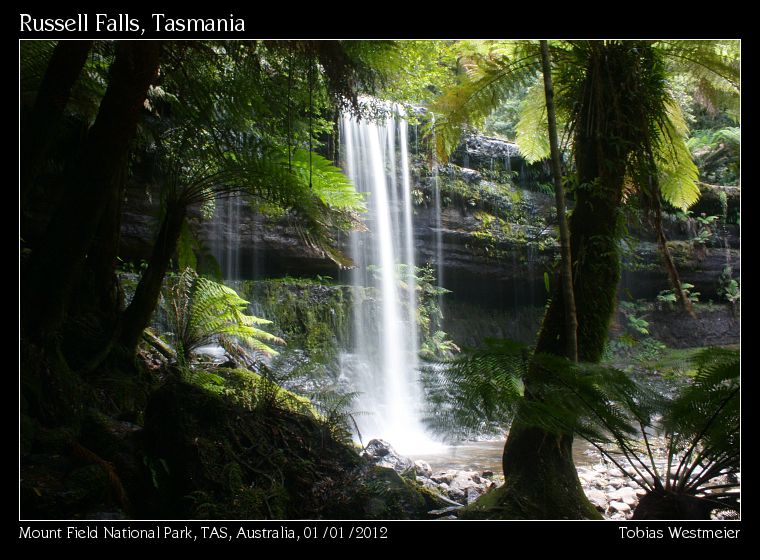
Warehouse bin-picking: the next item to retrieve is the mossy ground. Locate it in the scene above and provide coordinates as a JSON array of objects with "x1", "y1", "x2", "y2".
[{"x1": 20, "y1": 334, "x2": 441, "y2": 520}]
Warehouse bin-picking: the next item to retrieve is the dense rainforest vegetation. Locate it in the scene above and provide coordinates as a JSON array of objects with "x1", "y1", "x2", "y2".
[{"x1": 20, "y1": 40, "x2": 739, "y2": 521}]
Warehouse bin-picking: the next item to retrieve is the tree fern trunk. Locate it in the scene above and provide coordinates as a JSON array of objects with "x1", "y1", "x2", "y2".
[
  {"x1": 119, "y1": 202, "x2": 187, "y2": 354},
  {"x1": 22, "y1": 42, "x2": 161, "y2": 346}
]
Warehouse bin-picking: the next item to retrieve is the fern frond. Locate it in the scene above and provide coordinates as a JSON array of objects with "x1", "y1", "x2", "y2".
[
  {"x1": 515, "y1": 81, "x2": 551, "y2": 163},
  {"x1": 655, "y1": 97, "x2": 701, "y2": 210},
  {"x1": 163, "y1": 268, "x2": 284, "y2": 364},
  {"x1": 431, "y1": 41, "x2": 541, "y2": 161},
  {"x1": 657, "y1": 40, "x2": 740, "y2": 120}
]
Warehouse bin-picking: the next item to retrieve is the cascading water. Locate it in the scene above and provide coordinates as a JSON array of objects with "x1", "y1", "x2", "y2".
[
  {"x1": 211, "y1": 195, "x2": 243, "y2": 281},
  {"x1": 340, "y1": 104, "x2": 438, "y2": 454}
]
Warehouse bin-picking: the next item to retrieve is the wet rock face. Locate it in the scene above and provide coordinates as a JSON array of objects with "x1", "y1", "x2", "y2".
[
  {"x1": 451, "y1": 134, "x2": 521, "y2": 170},
  {"x1": 119, "y1": 132, "x2": 739, "y2": 313},
  {"x1": 644, "y1": 306, "x2": 740, "y2": 348}
]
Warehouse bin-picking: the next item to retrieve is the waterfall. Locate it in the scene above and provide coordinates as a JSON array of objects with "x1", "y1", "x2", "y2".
[
  {"x1": 211, "y1": 195, "x2": 242, "y2": 281},
  {"x1": 340, "y1": 105, "x2": 437, "y2": 454},
  {"x1": 430, "y1": 114, "x2": 445, "y2": 327}
]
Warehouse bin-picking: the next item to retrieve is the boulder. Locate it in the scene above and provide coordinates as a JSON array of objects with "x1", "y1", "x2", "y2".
[
  {"x1": 610, "y1": 501, "x2": 631, "y2": 514},
  {"x1": 585, "y1": 488, "x2": 609, "y2": 511},
  {"x1": 431, "y1": 471, "x2": 455, "y2": 484},
  {"x1": 447, "y1": 487, "x2": 465, "y2": 503},
  {"x1": 608, "y1": 477, "x2": 625, "y2": 489},
  {"x1": 361, "y1": 439, "x2": 414, "y2": 474},
  {"x1": 414, "y1": 459, "x2": 433, "y2": 478},
  {"x1": 465, "y1": 486, "x2": 482, "y2": 504}
]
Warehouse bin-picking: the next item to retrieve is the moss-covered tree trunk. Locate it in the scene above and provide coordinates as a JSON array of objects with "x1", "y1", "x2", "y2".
[{"x1": 467, "y1": 43, "x2": 651, "y2": 519}]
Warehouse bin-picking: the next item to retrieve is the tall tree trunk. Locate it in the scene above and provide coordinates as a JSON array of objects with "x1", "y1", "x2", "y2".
[
  {"x1": 540, "y1": 40, "x2": 578, "y2": 362},
  {"x1": 119, "y1": 202, "x2": 187, "y2": 354},
  {"x1": 22, "y1": 41, "x2": 161, "y2": 346},
  {"x1": 466, "y1": 43, "x2": 641, "y2": 519},
  {"x1": 21, "y1": 40, "x2": 93, "y2": 202}
]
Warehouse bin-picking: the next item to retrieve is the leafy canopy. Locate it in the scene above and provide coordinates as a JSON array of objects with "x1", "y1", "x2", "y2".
[{"x1": 431, "y1": 40, "x2": 739, "y2": 211}]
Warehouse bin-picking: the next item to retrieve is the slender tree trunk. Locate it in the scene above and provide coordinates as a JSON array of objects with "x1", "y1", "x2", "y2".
[
  {"x1": 22, "y1": 42, "x2": 161, "y2": 345},
  {"x1": 540, "y1": 40, "x2": 578, "y2": 362},
  {"x1": 21, "y1": 40, "x2": 93, "y2": 201},
  {"x1": 651, "y1": 190, "x2": 696, "y2": 317},
  {"x1": 119, "y1": 202, "x2": 187, "y2": 354}
]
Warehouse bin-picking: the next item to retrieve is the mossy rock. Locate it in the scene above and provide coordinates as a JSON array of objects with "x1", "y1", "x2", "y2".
[{"x1": 350, "y1": 466, "x2": 440, "y2": 519}]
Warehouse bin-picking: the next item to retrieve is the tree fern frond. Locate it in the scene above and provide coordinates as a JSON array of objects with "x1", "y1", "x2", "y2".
[
  {"x1": 431, "y1": 42, "x2": 541, "y2": 161},
  {"x1": 656, "y1": 97, "x2": 701, "y2": 210},
  {"x1": 163, "y1": 268, "x2": 284, "y2": 364},
  {"x1": 657, "y1": 40, "x2": 740, "y2": 120},
  {"x1": 515, "y1": 81, "x2": 551, "y2": 163},
  {"x1": 288, "y1": 149, "x2": 365, "y2": 211}
]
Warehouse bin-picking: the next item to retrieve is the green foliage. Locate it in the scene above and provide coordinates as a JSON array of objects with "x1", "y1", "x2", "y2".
[
  {"x1": 420, "y1": 331, "x2": 461, "y2": 362},
  {"x1": 342, "y1": 40, "x2": 458, "y2": 107},
  {"x1": 717, "y1": 266, "x2": 740, "y2": 305},
  {"x1": 214, "y1": 367, "x2": 316, "y2": 416},
  {"x1": 431, "y1": 41, "x2": 541, "y2": 161},
  {"x1": 405, "y1": 264, "x2": 458, "y2": 360},
  {"x1": 20, "y1": 41, "x2": 112, "y2": 123},
  {"x1": 627, "y1": 314, "x2": 650, "y2": 336},
  {"x1": 176, "y1": 221, "x2": 198, "y2": 271},
  {"x1": 136, "y1": 42, "x2": 383, "y2": 270},
  {"x1": 482, "y1": 81, "x2": 530, "y2": 140},
  {"x1": 434, "y1": 40, "x2": 739, "y2": 214},
  {"x1": 658, "y1": 283, "x2": 700, "y2": 307},
  {"x1": 654, "y1": 98, "x2": 701, "y2": 211},
  {"x1": 656, "y1": 40, "x2": 740, "y2": 121},
  {"x1": 245, "y1": 278, "x2": 351, "y2": 364},
  {"x1": 657, "y1": 348, "x2": 739, "y2": 511},
  {"x1": 422, "y1": 338, "x2": 527, "y2": 439},
  {"x1": 687, "y1": 127, "x2": 740, "y2": 185},
  {"x1": 163, "y1": 268, "x2": 284, "y2": 366},
  {"x1": 426, "y1": 338, "x2": 740, "y2": 516},
  {"x1": 515, "y1": 81, "x2": 553, "y2": 163}
]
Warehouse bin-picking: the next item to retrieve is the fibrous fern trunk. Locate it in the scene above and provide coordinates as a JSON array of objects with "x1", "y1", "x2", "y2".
[{"x1": 472, "y1": 43, "x2": 650, "y2": 519}]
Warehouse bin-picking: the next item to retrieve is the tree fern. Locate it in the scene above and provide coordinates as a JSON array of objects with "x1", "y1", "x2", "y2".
[
  {"x1": 434, "y1": 40, "x2": 738, "y2": 210},
  {"x1": 164, "y1": 268, "x2": 284, "y2": 366},
  {"x1": 427, "y1": 340, "x2": 739, "y2": 516}
]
